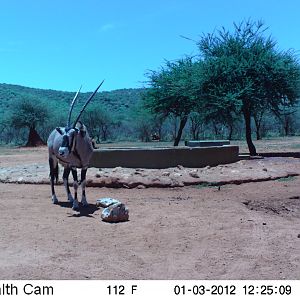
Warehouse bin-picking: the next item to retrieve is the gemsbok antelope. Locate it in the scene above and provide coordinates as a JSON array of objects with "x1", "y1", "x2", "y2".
[{"x1": 47, "y1": 81, "x2": 104, "y2": 210}]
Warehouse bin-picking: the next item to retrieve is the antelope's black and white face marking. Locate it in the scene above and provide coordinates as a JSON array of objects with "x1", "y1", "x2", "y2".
[{"x1": 57, "y1": 127, "x2": 77, "y2": 157}]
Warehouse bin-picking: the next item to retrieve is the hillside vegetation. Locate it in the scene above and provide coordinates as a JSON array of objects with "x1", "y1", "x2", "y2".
[
  {"x1": 0, "y1": 83, "x2": 145, "y2": 144},
  {"x1": 0, "y1": 80, "x2": 300, "y2": 145},
  {"x1": 0, "y1": 83, "x2": 143, "y2": 119},
  {"x1": 0, "y1": 81, "x2": 300, "y2": 147}
]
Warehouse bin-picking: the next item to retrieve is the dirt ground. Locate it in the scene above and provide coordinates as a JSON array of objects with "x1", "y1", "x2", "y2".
[{"x1": 0, "y1": 142, "x2": 300, "y2": 280}]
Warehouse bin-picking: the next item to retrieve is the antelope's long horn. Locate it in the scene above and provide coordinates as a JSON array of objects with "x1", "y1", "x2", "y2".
[
  {"x1": 67, "y1": 85, "x2": 82, "y2": 128},
  {"x1": 73, "y1": 80, "x2": 105, "y2": 128}
]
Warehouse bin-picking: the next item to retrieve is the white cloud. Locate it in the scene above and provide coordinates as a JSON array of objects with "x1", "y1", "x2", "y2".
[{"x1": 99, "y1": 23, "x2": 115, "y2": 32}]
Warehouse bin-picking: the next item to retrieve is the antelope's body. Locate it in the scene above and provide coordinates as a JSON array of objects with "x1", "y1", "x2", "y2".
[
  {"x1": 48, "y1": 124, "x2": 93, "y2": 169},
  {"x1": 47, "y1": 81, "x2": 104, "y2": 210}
]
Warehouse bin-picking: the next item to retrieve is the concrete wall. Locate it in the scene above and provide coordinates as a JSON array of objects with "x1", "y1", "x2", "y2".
[
  {"x1": 185, "y1": 140, "x2": 230, "y2": 147},
  {"x1": 90, "y1": 145, "x2": 239, "y2": 169}
]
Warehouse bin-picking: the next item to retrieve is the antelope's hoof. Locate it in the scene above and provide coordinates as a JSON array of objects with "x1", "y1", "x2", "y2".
[
  {"x1": 72, "y1": 205, "x2": 80, "y2": 211},
  {"x1": 72, "y1": 199, "x2": 80, "y2": 211},
  {"x1": 81, "y1": 198, "x2": 88, "y2": 207},
  {"x1": 68, "y1": 194, "x2": 74, "y2": 203},
  {"x1": 52, "y1": 195, "x2": 58, "y2": 204}
]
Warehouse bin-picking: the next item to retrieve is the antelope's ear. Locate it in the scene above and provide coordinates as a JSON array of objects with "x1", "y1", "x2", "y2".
[
  {"x1": 80, "y1": 129, "x2": 86, "y2": 137},
  {"x1": 56, "y1": 127, "x2": 63, "y2": 135},
  {"x1": 74, "y1": 120, "x2": 83, "y2": 130}
]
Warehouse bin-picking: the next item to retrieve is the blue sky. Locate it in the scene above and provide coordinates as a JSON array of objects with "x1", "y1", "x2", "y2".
[{"x1": 0, "y1": 0, "x2": 299, "y2": 92}]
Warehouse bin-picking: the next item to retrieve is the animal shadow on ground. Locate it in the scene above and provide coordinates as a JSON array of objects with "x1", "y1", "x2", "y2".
[{"x1": 57, "y1": 202, "x2": 100, "y2": 218}]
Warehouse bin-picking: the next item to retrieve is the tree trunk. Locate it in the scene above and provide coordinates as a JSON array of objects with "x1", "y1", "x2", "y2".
[
  {"x1": 254, "y1": 116, "x2": 261, "y2": 140},
  {"x1": 158, "y1": 127, "x2": 163, "y2": 141},
  {"x1": 26, "y1": 127, "x2": 45, "y2": 147},
  {"x1": 190, "y1": 116, "x2": 201, "y2": 140},
  {"x1": 195, "y1": 129, "x2": 200, "y2": 140},
  {"x1": 155, "y1": 117, "x2": 164, "y2": 141},
  {"x1": 213, "y1": 124, "x2": 219, "y2": 137},
  {"x1": 284, "y1": 118, "x2": 290, "y2": 136},
  {"x1": 227, "y1": 122, "x2": 233, "y2": 140},
  {"x1": 191, "y1": 123, "x2": 201, "y2": 140},
  {"x1": 171, "y1": 116, "x2": 178, "y2": 140},
  {"x1": 174, "y1": 116, "x2": 188, "y2": 146},
  {"x1": 243, "y1": 109, "x2": 257, "y2": 156},
  {"x1": 101, "y1": 125, "x2": 109, "y2": 141},
  {"x1": 255, "y1": 128, "x2": 261, "y2": 140}
]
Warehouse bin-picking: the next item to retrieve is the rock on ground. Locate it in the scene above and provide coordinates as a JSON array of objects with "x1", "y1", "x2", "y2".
[{"x1": 101, "y1": 203, "x2": 129, "y2": 223}]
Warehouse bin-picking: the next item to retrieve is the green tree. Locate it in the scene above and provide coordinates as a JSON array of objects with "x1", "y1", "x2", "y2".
[
  {"x1": 10, "y1": 96, "x2": 49, "y2": 146},
  {"x1": 200, "y1": 92, "x2": 241, "y2": 140},
  {"x1": 198, "y1": 20, "x2": 300, "y2": 155},
  {"x1": 189, "y1": 111, "x2": 205, "y2": 140},
  {"x1": 82, "y1": 104, "x2": 113, "y2": 142},
  {"x1": 272, "y1": 102, "x2": 298, "y2": 136},
  {"x1": 145, "y1": 57, "x2": 202, "y2": 146},
  {"x1": 134, "y1": 110, "x2": 153, "y2": 142},
  {"x1": 253, "y1": 101, "x2": 268, "y2": 140}
]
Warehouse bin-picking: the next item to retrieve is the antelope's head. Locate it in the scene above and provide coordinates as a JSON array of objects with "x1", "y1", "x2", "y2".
[{"x1": 56, "y1": 127, "x2": 78, "y2": 157}]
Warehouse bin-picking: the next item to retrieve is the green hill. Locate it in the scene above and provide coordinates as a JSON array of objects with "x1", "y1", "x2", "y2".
[{"x1": 0, "y1": 83, "x2": 145, "y2": 120}]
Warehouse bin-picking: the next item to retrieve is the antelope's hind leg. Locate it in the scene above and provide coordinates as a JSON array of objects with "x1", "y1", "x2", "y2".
[
  {"x1": 80, "y1": 168, "x2": 89, "y2": 207},
  {"x1": 49, "y1": 156, "x2": 59, "y2": 204}
]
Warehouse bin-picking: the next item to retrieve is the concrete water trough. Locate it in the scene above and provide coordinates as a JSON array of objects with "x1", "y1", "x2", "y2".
[
  {"x1": 89, "y1": 145, "x2": 239, "y2": 169},
  {"x1": 185, "y1": 140, "x2": 230, "y2": 147}
]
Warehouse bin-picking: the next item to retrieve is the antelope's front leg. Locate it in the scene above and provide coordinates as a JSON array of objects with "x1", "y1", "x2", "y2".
[
  {"x1": 80, "y1": 168, "x2": 88, "y2": 207},
  {"x1": 71, "y1": 168, "x2": 80, "y2": 211},
  {"x1": 63, "y1": 167, "x2": 78, "y2": 210}
]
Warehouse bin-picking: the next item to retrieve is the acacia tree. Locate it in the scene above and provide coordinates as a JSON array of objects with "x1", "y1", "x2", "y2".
[
  {"x1": 201, "y1": 92, "x2": 241, "y2": 140},
  {"x1": 272, "y1": 100, "x2": 298, "y2": 136},
  {"x1": 198, "y1": 20, "x2": 300, "y2": 155},
  {"x1": 10, "y1": 96, "x2": 49, "y2": 146},
  {"x1": 145, "y1": 57, "x2": 202, "y2": 146},
  {"x1": 253, "y1": 101, "x2": 269, "y2": 140},
  {"x1": 189, "y1": 112, "x2": 204, "y2": 140},
  {"x1": 82, "y1": 105, "x2": 113, "y2": 142}
]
